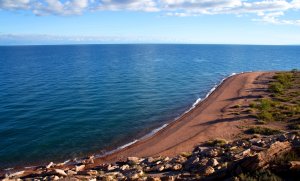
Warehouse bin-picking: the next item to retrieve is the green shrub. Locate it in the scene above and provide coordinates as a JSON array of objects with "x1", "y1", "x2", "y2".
[
  {"x1": 232, "y1": 104, "x2": 241, "y2": 108},
  {"x1": 256, "y1": 120, "x2": 267, "y2": 125},
  {"x1": 269, "y1": 82, "x2": 284, "y2": 94},
  {"x1": 291, "y1": 69, "x2": 298, "y2": 73},
  {"x1": 205, "y1": 139, "x2": 228, "y2": 147},
  {"x1": 247, "y1": 127, "x2": 282, "y2": 135},
  {"x1": 274, "y1": 72, "x2": 293, "y2": 88},
  {"x1": 257, "y1": 110, "x2": 273, "y2": 122},
  {"x1": 180, "y1": 152, "x2": 192, "y2": 158}
]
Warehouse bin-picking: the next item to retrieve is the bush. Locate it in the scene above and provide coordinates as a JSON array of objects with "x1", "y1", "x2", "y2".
[
  {"x1": 205, "y1": 139, "x2": 228, "y2": 147},
  {"x1": 269, "y1": 82, "x2": 284, "y2": 94},
  {"x1": 291, "y1": 69, "x2": 298, "y2": 73},
  {"x1": 274, "y1": 73, "x2": 293, "y2": 88},
  {"x1": 257, "y1": 110, "x2": 273, "y2": 122},
  {"x1": 180, "y1": 152, "x2": 192, "y2": 158},
  {"x1": 247, "y1": 127, "x2": 282, "y2": 135}
]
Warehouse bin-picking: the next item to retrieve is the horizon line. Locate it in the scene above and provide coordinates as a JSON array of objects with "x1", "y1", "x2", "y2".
[{"x1": 1, "y1": 43, "x2": 300, "y2": 47}]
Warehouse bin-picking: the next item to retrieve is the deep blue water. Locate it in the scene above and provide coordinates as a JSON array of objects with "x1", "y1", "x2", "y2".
[{"x1": 0, "y1": 44, "x2": 299, "y2": 169}]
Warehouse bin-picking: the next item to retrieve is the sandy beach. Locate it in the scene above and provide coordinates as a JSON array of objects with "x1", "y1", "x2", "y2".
[{"x1": 92, "y1": 71, "x2": 272, "y2": 165}]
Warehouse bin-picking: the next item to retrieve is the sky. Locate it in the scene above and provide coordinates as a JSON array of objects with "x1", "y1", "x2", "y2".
[{"x1": 0, "y1": 0, "x2": 300, "y2": 45}]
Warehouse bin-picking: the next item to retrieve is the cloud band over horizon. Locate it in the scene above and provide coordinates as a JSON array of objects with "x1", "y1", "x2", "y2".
[{"x1": 0, "y1": 0, "x2": 300, "y2": 26}]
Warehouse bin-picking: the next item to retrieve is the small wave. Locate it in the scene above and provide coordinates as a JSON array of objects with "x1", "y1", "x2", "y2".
[
  {"x1": 143, "y1": 123, "x2": 168, "y2": 139},
  {"x1": 119, "y1": 140, "x2": 138, "y2": 150}
]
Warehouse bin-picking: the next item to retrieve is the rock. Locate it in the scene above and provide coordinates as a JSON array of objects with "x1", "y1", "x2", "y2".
[
  {"x1": 204, "y1": 149, "x2": 219, "y2": 157},
  {"x1": 146, "y1": 157, "x2": 155, "y2": 163},
  {"x1": 199, "y1": 158, "x2": 209, "y2": 166},
  {"x1": 164, "y1": 157, "x2": 170, "y2": 161},
  {"x1": 249, "y1": 138, "x2": 262, "y2": 144},
  {"x1": 184, "y1": 156, "x2": 199, "y2": 170},
  {"x1": 67, "y1": 170, "x2": 77, "y2": 176},
  {"x1": 144, "y1": 166, "x2": 151, "y2": 172},
  {"x1": 46, "y1": 162, "x2": 54, "y2": 169},
  {"x1": 51, "y1": 175, "x2": 60, "y2": 180},
  {"x1": 207, "y1": 158, "x2": 219, "y2": 167},
  {"x1": 234, "y1": 148, "x2": 251, "y2": 159},
  {"x1": 120, "y1": 164, "x2": 130, "y2": 171},
  {"x1": 203, "y1": 166, "x2": 215, "y2": 176},
  {"x1": 151, "y1": 164, "x2": 164, "y2": 172},
  {"x1": 278, "y1": 134, "x2": 287, "y2": 142},
  {"x1": 54, "y1": 169, "x2": 67, "y2": 176},
  {"x1": 129, "y1": 173, "x2": 139, "y2": 180},
  {"x1": 106, "y1": 164, "x2": 118, "y2": 171},
  {"x1": 230, "y1": 146, "x2": 238, "y2": 150},
  {"x1": 172, "y1": 164, "x2": 182, "y2": 171},
  {"x1": 101, "y1": 175, "x2": 115, "y2": 181},
  {"x1": 87, "y1": 170, "x2": 98, "y2": 176},
  {"x1": 156, "y1": 161, "x2": 162, "y2": 165},
  {"x1": 136, "y1": 170, "x2": 144, "y2": 177},
  {"x1": 288, "y1": 134, "x2": 296, "y2": 141},
  {"x1": 171, "y1": 155, "x2": 187, "y2": 164},
  {"x1": 239, "y1": 141, "x2": 292, "y2": 171},
  {"x1": 75, "y1": 164, "x2": 85, "y2": 172},
  {"x1": 161, "y1": 175, "x2": 175, "y2": 181},
  {"x1": 250, "y1": 145, "x2": 266, "y2": 152},
  {"x1": 6, "y1": 170, "x2": 25, "y2": 178},
  {"x1": 289, "y1": 161, "x2": 300, "y2": 170},
  {"x1": 163, "y1": 163, "x2": 173, "y2": 170},
  {"x1": 127, "y1": 157, "x2": 141, "y2": 165},
  {"x1": 148, "y1": 177, "x2": 161, "y2": 181},
  {"x1": 56, "y1": 162, "x2": 65, "y2": 167},
  {"x1": 2, "y1": 178, "x2": 22, "y2": 181}
]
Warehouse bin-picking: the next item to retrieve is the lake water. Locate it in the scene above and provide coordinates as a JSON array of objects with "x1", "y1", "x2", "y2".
[{"x1": 0, "y1": 44, "x2": 299, "y2": 169}]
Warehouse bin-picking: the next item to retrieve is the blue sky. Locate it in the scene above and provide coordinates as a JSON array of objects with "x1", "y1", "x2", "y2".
[{"x1": 0, "y1": 0, "x2": 300, "y2": 45}]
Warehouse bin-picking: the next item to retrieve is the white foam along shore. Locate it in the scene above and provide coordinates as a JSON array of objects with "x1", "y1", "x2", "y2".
[{"x1": 93, "y1": 72, "x2": 244, "y2": 159}]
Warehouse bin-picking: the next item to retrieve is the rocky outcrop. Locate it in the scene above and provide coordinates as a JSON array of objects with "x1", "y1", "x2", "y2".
[{"x1": 1, "y1": 131, "x2": 300, "y2": 180}]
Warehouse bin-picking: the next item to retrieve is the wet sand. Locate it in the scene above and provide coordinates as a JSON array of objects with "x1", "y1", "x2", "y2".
[{"x1": 92, "y1": 71, "x2": 270, "y2": 165}]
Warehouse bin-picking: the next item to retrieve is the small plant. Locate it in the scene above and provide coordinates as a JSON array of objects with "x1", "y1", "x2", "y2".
[
  {"x1": 256, "y1": 120, "x2": 267, "y2": 125},
  {"x1": 257, "y1": 110, "x2": 273, "y2": 122},
  {"x1": 291, "y1": 69, "x2": 298, "y2": 73},
  {"x1": 205, "y1": 139, "x2": 228, "y2": 147},
  {"x1": 273, "y1": 72, "x2": 293, "y2": 87},
  {"x1": 249, "y1": 102, "x2": 257, "y2": 108},
  {"x1": 180, "y1": 152, "x2": 192, "y2": 158},
  {"x1": 247, "y1": 126, "x2": 282, "y2": 135},
  {"x1": 269, "y1": 82, "x2": 284, "y2": 94},
  {"x1": 232, "y1": 104, "x2": 241, "y2": 108}
]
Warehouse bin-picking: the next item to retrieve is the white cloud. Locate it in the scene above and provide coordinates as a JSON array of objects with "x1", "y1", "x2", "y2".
[
  {"x1": 0, "y1": 0, "x2": 31, "y2": 10},
  {"x1": 95, "y1": 0, "x2": 159, "y2": 12},
  {"x1": 0, "y1": 0, "x2": 300, "y2": 25}
]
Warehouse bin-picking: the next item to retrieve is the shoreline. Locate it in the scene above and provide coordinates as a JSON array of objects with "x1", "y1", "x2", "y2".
[
  {"x1": 1, "y1": 71, "x2": 270, "y2": 173},
  {"x1": 93, "y1": 72, "x2": 241, "y2": 160},
  {"x1": 88, "y1": 71, "x2": 269, "y2": 167}
]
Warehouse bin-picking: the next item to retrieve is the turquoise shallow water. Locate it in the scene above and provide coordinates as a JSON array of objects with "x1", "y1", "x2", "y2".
[{"x1": 0, "y1": 44, "x2": 299, "y2": 169}]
